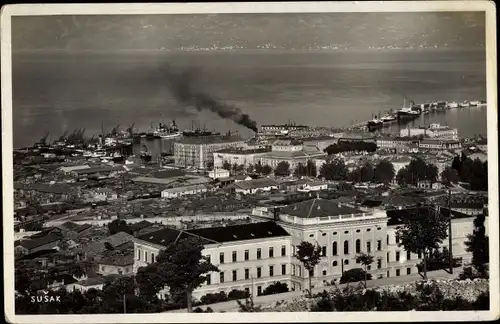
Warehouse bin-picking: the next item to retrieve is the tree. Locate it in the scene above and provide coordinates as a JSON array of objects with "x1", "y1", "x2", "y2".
[
  {"x1": 305, "y1": 160, "x2": 317, "y2": 177},
  {"x1": 261, "y1": 165, "x2": 272, "y2": 175},
  {"x1": 355, "y1": 253, "x2": 374, "y2": 287},
  {"x1": 396, "y1": 205, "x2": 449, "y2": 280},
  {"x1": 107, "y1": 219, "x2": 132, "y2": 235},
  {"x1": 135, "y1": 263, "x2": 165, "y2": 302},
  {"x1": 222, "y1": 160, "x2": 231, "y2": 171},
  {"x1": 374, "y1": 160, "x2": 395, "y2": 184},
  {"x1": 464, "y1": 213, "x2": 489, "y2": 277},
  {"x1": 440, "y1": 167, "x2": 460, "y2": 185},
  {"x1": 274, "y1": 161, "x2": 290, "y2": 176},
  {"x1": 319, "y1": 159, "x2": 348, "y2": 181},
  {"x1": 339, "y1": 268, "x2": 372, "y2": 284},
  {"x1": 294, "y1": 163, "x2": 307, "y2": 178},
  {"x1": 396, "y1": 167, "x2": 411, "y2": 186},
  {"x1": 156, "y1": 237, "x2": 219, "y2": 313},
  {"x1": 451, "y1": 155, "x2": 462, "y2": 173},
  {"x1": 360, "y1": 162, "x2": 375, "y2": 183},
  {"x1": 296, "y1": 241, "x2": 322, "y2": 296}
]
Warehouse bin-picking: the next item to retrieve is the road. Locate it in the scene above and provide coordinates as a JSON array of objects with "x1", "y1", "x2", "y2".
[{"x1": 165, "y1": 268, "x2": 460, "y2": 313}]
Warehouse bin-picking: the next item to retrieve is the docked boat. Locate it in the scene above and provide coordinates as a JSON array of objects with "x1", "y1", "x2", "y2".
[
  {"x1": 140, "y1": 151, "x2": 152, "y2": 163},
  {"x1": 469, "y1": 100, "x2": 481, "y2": 107},
  {"x1": 477, "y1": 100, "x2": 487, "y2": 107},
  {"x1": 447, "y1": 101, "x2": 458, "y2": 109},
  {"x1": 459, "y1": 101, "x2": 470, "y2": 108},
  {"x1": 397, "y1": 98, "x2": 420, "y2": 121},
  {"x1": 183, "y1": 129, "x2": 221, "y2": 137},
  {"x1": 367, "y1": 118, "x2": 384, "y2": 132},
  {"x1": 380, "y1": 114, "x2": 397, "y2": 124}
]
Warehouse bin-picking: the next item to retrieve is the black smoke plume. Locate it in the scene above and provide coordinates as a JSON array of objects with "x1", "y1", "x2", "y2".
[{"x1": 161, "y1": 64, "x2": 258, "y2": 132}]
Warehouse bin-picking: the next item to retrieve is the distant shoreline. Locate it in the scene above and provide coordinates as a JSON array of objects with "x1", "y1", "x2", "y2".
[{"x1": 12, "y1": 47, "x2": 485, "y2": 56}]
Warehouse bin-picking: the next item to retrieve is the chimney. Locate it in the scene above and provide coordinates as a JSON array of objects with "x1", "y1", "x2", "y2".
[{"x1": 273, "y1": 207, "x2": 280, "y2": 221}]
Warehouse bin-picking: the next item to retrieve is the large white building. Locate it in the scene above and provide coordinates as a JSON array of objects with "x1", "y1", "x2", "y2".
[
  {"x1": 132, "y1": 221, "x2": 293, "y2": 299},
  {"x1": 400, "y1": 124, "x2": 458, "y2": 140},
  {"x1": 174, "y1": 136, "x2": 245, "y2": 169},
  {"x1": 213, "y1": 147, "x2": 271, "y2": 169}
]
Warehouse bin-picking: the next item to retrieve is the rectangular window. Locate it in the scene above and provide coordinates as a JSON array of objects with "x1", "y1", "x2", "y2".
[
  {"x1": 281, "y1": 245, "x2": 286, "y2": 256},
  {"x1": 344, "y1": 241, "x2": 349, "y2": 254},
  {"x1": 257, "y1": 286, "x2": 262, "y2": 296},
  {"x1": 321, "y1": 246, "x2": 327, "y2": 257},
  {"x1": 257, "y1": 248, "x2": 261, "y2": 260},
  {"x1": 269, "y1": 247, "x2": 274, "y2": 258},
  {"x1": 418, "y1": 251, "x2": 422, "y2": 259},
  {"x1": 367, "y1": 265, "x2": 371, "y2": 271},
  {"x1": 387, "y1": 271, "x2": 390, "y2": 278},
  {"x1": 207, "y1": 255, "x2": 211, "y2": 264},
  {"x1": 151, "y1": 253, "x2": 155, "y2": 263},
  {"x1": 232, "y1": 270, "x2": 237, "y2": 281},
  {"x1": 269, "y1": 265, "x2": 274, "y2": 277},
  {"x1": 387, "y1": 252, "x2": 390, "y2": 262},
  {"x1": 219, "y1": 252, "x2": 224, "y2": 264},
  {"x1": 377, "y1": 259, "x2": 382, "y2": 269},
  {"x1": 355, "y1": 239, "x2": 361, "y2": 253},
  {"x1": 366, "y1": 241, "x2": 371, "y2": 253},
  {"x1": 332, "y1": 242, "x2": 338, "y2": 256},
  {"x1": 396, "y1": 252, "x2": 400, "y2": 262},
  {"x1": 387, "y1": 234, "x2": 389, "y2": 245},
  {"x1": 136, "y1": 249, "x2": 140, "y2": 260},
  {"x1": 144, "y1": 251, "x2": 148, "y2": 263},
  {"x1": 395, "y1": 233, "x2": 400, "y2": 244},
  {"x1": 257, "y1": 267, "x2": 262, "y2": 278},
  {"x1": 377, "y1": 240, "x2": 382, "y2": 251},
  {"x1": 245, "y1": 269, "x2": 249, "y2": 280},
  {"x1": 407, "y1": 268, "x2": 412, "y2": 275},
  {"x1": 206, "y1": 274, "x2": 211, "y2": 285},
  {"x1": 396, "y1": 269, "x2": 401, "y2": 277},
  {"x1": 244, "y1": 250, "x2": 249, "y2": 261},
  {"x1": 245, "y1": 287, "x2": 250, "y2": 294},
  {"x1": 232, "y1": 251, "x2": 237, "y2": 262},
  {"x1": 292, "y1": 264, "x2": 296, "y2": 276},
  {"x1": 282, "y1": 264, "x2": 286, "y2": 275},
  {"x1": 406, "y1": 250, "x2": 411, "y2": 261},
  {"x1": 292, "y1": 245, "x2": 296, "y2": 256},
  {"x1": 220, "y1": 272, "x2": 225, "y2": 283},
  {"x1": 310, "y1": 268, "x2": 314, "y2": 277},
  {"x1": 298, "y1": 265, "x2": 302, "y2": 277}
]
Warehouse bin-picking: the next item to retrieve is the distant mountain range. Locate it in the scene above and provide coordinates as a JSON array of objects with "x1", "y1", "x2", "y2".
[{"x1": 12, "y1": 12, "x2": 485, "y2": 52}]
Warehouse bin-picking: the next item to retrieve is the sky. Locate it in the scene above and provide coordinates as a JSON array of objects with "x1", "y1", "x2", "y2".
[{"x1": 11, "y1": 12, "x2": 485, "y2": 51}]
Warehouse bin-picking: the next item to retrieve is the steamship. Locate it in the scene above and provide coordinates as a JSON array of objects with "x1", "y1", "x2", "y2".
[{"x1": 397, "y1": 98, "x2": 420, "y2": 121}]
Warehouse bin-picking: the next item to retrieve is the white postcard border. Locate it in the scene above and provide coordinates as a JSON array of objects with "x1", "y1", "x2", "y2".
[{"x1": 1, "y1": 1, "x2": 498, "y2": 323}]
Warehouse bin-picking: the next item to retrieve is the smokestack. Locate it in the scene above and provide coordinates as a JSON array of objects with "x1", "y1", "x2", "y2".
[{"x1": 161, "y1": 64, "x2": 258, "y2": 132}]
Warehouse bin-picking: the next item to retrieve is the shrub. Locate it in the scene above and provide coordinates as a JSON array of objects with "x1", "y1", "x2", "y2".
[
  {"x1": 228, "y1": 289, "x2": 250, "y2": 300},
  {"x1": 199, "y1": 291, "x2": 228, "y2": 305},
  {"x1": 340, "y1": 268, "x2": 372, "y2": 284},
  {"x1": 261, "y1": 282, "x2": 289, "y2": 296}
]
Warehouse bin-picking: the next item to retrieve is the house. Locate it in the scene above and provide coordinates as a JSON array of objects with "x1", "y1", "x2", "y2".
[
  {"x1": 81, "y1": 232, "x2": 135, "y2": 260},
  {"x1": 58, "y1": 165, "x2": 91, "y2": 174},
  {"x1": 450, "y1": 202, "x2": 485, "y2": 216},
  {"x1": 208, "y1": 168, "x2": 231, "y2": 179},
  {"x1": 97, "y1": 249, "x2": 135, "y2": 276},
  {"x1": 92, "y1": 188, "x2": 118, "y2": 201},
  {"x1": 14, "y1": 232, "x2": 63, "y2": 256},
  {"x1": 66, "y1": 277, "x2": 105, "y2": 293},
  {"x1": 55, "y1": 221, "x2": 94, "y2": 240},
  {"x1": 417, "y1": 180, "x2": 444, "y2": 190},
  {"x1": 133, "y1": 221, "x2": 292, "y2": 299},
  {"x1": 227, "y1": 178, "x2": 280, "y2": 195},
  {"x1": 161, "y1": 184, "x2": 210, "y2": 199},
  {"x1": 297, "y1": 180, "x2": 328, "y2": 192},
  {"x1": 129, "y1": 220, "x2": 156, "y2": 236}
]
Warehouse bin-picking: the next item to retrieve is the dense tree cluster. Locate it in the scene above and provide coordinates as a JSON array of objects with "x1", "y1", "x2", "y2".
[
  {"x1": 462, "y1": 213, "x2": 489, "y2": 278},
  {"x1": 324, "y1": 141, "x2": 377, "y2": 155},
  {"x1": 294, "y1": 160, "x2": 317, "y2": 178},
  {"x1": 396, "y1": 157, "x2": 438, "y2": 186},
  {"x1": 255, "y1": 162, "x2": 272, "y2": 175},
  {"x1": 274, "y1": 161, "x2": 291, "y2": 176},
  {"x1": 451, "y1": 154, "x2": 488, "y2": 190},
  {"x1": 319, "y1": 159, "x2": 348, "y2": 181},
  {"x1": 339, "y1": 268, "x2": 372, "y2": 285},
  {"x1": 107, "y1": 219, "x2": 133, "y2": 235}
]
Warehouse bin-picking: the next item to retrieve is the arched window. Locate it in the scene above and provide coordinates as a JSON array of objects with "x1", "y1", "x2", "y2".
[
  {"x1": 344, "y1": 240, "x2": 349, "y2": 255},
  {"x1": 332, "y1": 261, "x2": 338, "y2": 267},
  {"x1": 332, "y1": 242, "x2": 338, "y2": 256},
  {"x1": 355, "y1": 239, "x2": 361, "y2": 253}
]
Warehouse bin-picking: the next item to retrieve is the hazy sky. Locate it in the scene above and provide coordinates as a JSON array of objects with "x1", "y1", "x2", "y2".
[{"x1": 12, "y1": 12, "x2": 485, "y2": 51}]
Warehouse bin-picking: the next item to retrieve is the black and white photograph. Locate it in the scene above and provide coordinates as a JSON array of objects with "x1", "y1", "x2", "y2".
[{"x1": 2, "y1": 2, "x2": 498, "y2": 323}]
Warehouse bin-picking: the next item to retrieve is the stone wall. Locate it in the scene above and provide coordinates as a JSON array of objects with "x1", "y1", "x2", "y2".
[{"x1": 260, "y1": 279, "x2": 489, "y2": 312}]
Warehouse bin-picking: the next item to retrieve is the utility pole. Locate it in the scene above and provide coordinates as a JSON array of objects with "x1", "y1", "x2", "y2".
[
  {"x1": 447, "y1": 189, "x2": 453, "y2": 274},
  {"x1": 123, "y1": 293, "x2": 127, "y2": 313}
]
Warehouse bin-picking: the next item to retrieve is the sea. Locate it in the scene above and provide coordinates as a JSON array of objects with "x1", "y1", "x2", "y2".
[{"x1": 12, "y1": 49, "x2": 488, "y2": 155}]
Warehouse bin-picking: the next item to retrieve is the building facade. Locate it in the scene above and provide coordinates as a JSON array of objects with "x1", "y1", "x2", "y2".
[
  {"x1": 132, "y1": 222, "x2": 293, "y2": 300},
  {"x1": 400, "y1": 124, "x2": 458, "y2": 140},
  {"x1": 213, "y1": 148, "x2": 271, "y2": 169},
  {"x1": 174, "y1": 136, "x2": 245, "y2": 169}
]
